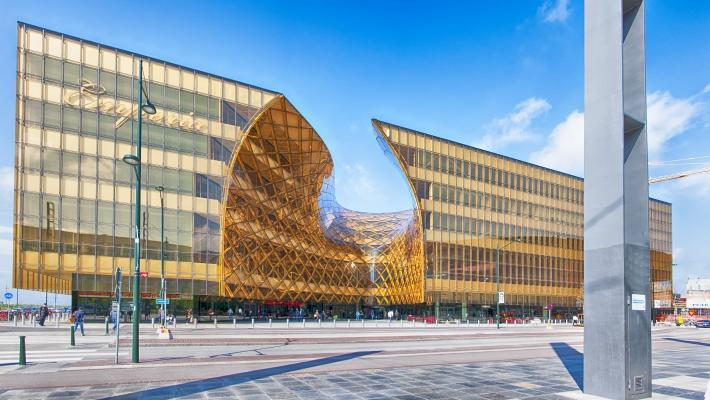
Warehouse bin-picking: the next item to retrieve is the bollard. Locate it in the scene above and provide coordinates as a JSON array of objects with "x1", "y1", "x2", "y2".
[
  {"x1": 467, "y1": 320, "x2": 470, "y2": 327},
  {"x1": 348, "y1": 319, "x2": 351, "y2": 328},
  {"x1": 32, "y1": 315, "x2": 36, "y2": 327},
  {"x1": 214, "y1": 318, "x2": 218, "y2": 329},
  {"x1": 173, "y1": 318, "x2": 177, "y2": 328},
  {"x1": 302, "y1": 319, "x2": 306, "y2": 328},
  {"x1": 151, "y1": 318, "x2": 155, "y2": 329},
  {"x1": 70, "y1": 325, "x2": 75, "y2": 346},
  {"x1": 22, "y1": 314, "x2": 26, "y2": 325},
  {"x1": 268, "y1": 318, "x2": 272, "y2": 328},
  {"x1": 233, "y1": 318, "x2": 237, "y2": 328},
  {"x1": 361, "y1": 319, "x2": 365, "y2": 328},
  {"x1": 318, "y1": 319, "x2": 321, "y2": 328},
  {"x1": 457, "y1": 320, "x2": 460, "y2": 327},
  {"x1": 105, "y1": 317, "x2": 109, "y2": 335},
  {"x1": 19, "y1": 336, "x2": 26, "y2": 366},
  {"x1": 400, "y1": 319, "x2": 403, "y2": 328},
  {"x1": 13, "y1": 315, "x2": 17, "y2": 326},
  {"x1": 55, "y1": 316, "x2": 59, "y2": 327},
  {"x1": 333, "y1": 319, "x2": 336, "y2": 328},
  {"x1": 193, "y1": 318, "x2": 198, "y2": 329},
  {"x1": 286, "y1": 318, "x2": 290, "y2": 328},
  {"x1": 251, "y1": 318, "x2": 255, "y2": 329}
]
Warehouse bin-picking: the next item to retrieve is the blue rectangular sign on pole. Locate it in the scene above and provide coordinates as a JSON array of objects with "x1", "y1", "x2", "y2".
[{"x1": 155, "y1": 299, "x2": 170, "y2": 305}]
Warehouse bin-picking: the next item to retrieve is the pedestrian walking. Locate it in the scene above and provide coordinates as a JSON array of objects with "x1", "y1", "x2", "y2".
[
  {"x1": 387, "y1": 310, "x2": 394, "y2": 321},
  {"x1": 38, "y1": 303, "x2": 49, "y2": 326},
  {"x1": 73, "y1": 307, "x2": 86, "y2": 336},
  {"x1": 111, "y1": 308, "x2": 118, "y2": 331},
  {"x1": 355, "y1": 310, "x2": 361, "y2": 321},
  {"x1": 228, "y1": 307, "x2": 234, "y2": 319},
  {"x1": 572, "y1": 315, "x2": 579, "y2": 326}
]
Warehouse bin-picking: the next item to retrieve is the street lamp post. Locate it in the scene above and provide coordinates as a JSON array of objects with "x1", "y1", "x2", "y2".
[
  {"x1": 122, "y1": 60, "x2": 156, "y2": 363},
  {"x1": 154, "y1": 186, "x2": 165, "y2": 327},
  {"x1": 496, "y1": 238, "x2": 520, "y2": 330}
]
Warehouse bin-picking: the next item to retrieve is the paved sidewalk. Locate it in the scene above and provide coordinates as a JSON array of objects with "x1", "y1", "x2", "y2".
[{"x1": 0, "y1": 336, "x2": 706, "y2": 399}]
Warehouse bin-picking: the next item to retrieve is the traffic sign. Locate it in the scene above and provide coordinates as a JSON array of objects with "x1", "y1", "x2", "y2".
[
  {"x1": 498, "y1": 292, "x2": 505, "y2": 304},
  {"x1": 546, "y1": 304, "x2": 553, "y2": 311},
  {"x1": 4, "y1": 292, "x2": 12, "y2": 300},
  {"x1": 139, "y1": 272, "x2": 148, "y2": 278},
  {"x1": 156, "y1": 299, "x2": 170, "y2": 305}
]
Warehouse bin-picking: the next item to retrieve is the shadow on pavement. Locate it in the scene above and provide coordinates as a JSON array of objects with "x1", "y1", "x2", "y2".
[
  {"x1": 663, "y1": 337, "x2": 709, "y2": 347},
  {"x1": 101, "y1": 350, "x2": 379, "y2": 400},
  {"x1": 550, "y1": 342, "x2": 583, "y2": 390}
]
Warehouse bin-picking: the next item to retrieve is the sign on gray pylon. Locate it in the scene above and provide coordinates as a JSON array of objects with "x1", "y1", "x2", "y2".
[{"x1": 3, "y1": 292, "x2": 12, "y2": 300}]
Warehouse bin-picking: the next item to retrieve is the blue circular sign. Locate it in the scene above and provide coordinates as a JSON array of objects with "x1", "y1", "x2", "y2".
[{"x1": 3, "y1": 292, "x2": 12, "y2": 300}]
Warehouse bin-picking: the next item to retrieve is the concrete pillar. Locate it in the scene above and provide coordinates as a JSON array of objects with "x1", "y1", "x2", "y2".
[{"x1": 584, "y1": 1, "x2": 651, "y2": 398}]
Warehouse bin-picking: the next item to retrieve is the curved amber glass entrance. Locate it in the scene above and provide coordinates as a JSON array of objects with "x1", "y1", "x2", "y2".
[{"x1": 220, "y1": 95, "x2": 424, "y2": 305}]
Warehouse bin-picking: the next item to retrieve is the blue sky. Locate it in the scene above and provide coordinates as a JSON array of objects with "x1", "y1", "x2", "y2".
[{"x1": 1, "y1": 1, "x2": 708, "y2": 304}]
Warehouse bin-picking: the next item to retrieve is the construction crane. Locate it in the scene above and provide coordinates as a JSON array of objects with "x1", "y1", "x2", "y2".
[{"x1": 649, "y1": 166, "x2": 710, "y2": 184}]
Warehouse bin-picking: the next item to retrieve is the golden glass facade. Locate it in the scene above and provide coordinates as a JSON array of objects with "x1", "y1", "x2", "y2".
[
  {"x1": 13, "y1": 23, "x2": 672, "y2": 317},
  {"x1": 220, "y1": 96, "x2": 423, "y2": 305},
  {"x1": 13, "y1": 23, "x2": 277, "y2": 302},
  {"x1": 373, "y1": 120, "x2": 673, "y2": 318}
]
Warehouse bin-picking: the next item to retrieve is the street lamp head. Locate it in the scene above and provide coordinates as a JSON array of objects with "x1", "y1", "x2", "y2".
[
  {"x1": 122, "y1": 154, "x2": 140, "y2": 166},
  {"x1": 142, "y1": 101, "x2": 157, "y2": 115},
  {"x1": 154, "y1": 185, "x2": 165, "y2": 192}
]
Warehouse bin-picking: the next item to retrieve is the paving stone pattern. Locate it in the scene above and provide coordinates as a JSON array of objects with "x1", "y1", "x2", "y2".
[{"x1": 0, "y1": 344, "x2": 707, "y2": 399}]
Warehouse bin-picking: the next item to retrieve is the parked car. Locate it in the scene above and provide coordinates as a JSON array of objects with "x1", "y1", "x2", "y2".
[{"x1": 695, "y1": 319, "x2": 710, "y2": 328}]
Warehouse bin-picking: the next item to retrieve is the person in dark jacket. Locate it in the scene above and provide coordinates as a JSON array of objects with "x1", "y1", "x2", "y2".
[{"x1": 38, "y1": 303, "x2": 49, "y2": 326}]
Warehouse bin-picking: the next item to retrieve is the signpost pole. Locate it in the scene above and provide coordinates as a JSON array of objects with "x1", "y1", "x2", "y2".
[{"x1": 114, "y1": 267, "x2": 122, "y2": 364}]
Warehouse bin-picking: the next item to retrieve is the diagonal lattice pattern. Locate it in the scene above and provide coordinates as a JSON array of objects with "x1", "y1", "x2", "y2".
[{"x1": 220, "y1": 95, "x2": 424, "y2": 305}]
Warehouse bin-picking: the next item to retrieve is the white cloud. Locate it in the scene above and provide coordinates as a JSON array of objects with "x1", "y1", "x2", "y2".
[
  {"x1": 0, "y1": 167, "x2": 13, "y2": 191},
  {"x1": 647, "y1": 90, "x2": 703, "y2": 157},
  {"x1": 673, "y1": 247, "x2": 684, "y2": 262},
  {"x1": 673, "y1": 169, "x2": 710, "y2": 198},
  {"x1": 530, "y1": 110, "x2": 584, "y2": 176},
  {"x1": 530, "y1": 85, "x2": 708, "y2": 177},
  {"x1": 339, "y1": 163, "x2": 377, "y2": 199},
  {"x1": 476, "y1": 97, "x2": 550, "y2": 150},
  {"x1": 0, "y1": 238, "x2": 12, "y2": 256},
  {"x1": 0, "y1": 226, "x2": 12, "y2": 234},
  {"x1": 538, "y1": 0, "x2": 571, "y2": 23}
]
